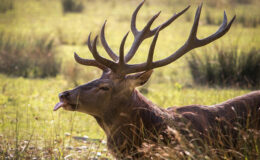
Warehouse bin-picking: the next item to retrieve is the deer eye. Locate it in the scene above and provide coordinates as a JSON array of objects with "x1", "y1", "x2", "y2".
[{"x1": 99, "y1": 86, "x2": 109, "y2": 91}]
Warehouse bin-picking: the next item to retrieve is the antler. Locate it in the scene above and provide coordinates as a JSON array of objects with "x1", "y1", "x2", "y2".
[
  {"x1": 100, "y1": 0, "x2": 190, "y2": 63},
  {"x1": 125, "y1": 1, "x2": 190, "y2": 62},
  {"x1": 75, "y1": 1, "x2": 235, "y2": 76},
  {"x1": 121, "y1": 4, "x2": 236, "y2": 74}
]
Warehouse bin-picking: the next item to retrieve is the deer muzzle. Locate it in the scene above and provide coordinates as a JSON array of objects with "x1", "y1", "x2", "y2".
[{"x1": 54, "y1": 91, "x2": 77, "y2": 111}]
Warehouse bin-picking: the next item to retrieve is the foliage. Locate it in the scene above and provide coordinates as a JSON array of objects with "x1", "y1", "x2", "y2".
[
  {"x1": 0, "y1": 0, "x2": 13, "y2": 13},
  {"x1": 236, "y1": 14, "x2": 260, "y2": 28},
  {"x1": 0, "y1": 33, "x2": 60, "y2": 78},
  {"x1": 61, "y1": 0, "x2": 84, "y2": 13},
  {"x1": 188, "y1": 46, "x2": 260, "y2": 87}
]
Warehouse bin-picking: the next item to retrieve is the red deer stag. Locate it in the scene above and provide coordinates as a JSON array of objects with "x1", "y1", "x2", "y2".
[{"x1": 54, "y1": 1, "x2": 260, "y2": 159}]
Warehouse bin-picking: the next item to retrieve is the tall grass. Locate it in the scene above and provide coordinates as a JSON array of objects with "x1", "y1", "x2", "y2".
[
  {"x1": 188, "y1": 46, "x2": 260, "y2": 88},
  {"x1": 0, "y1": 32, "x2": 60, "y2": 78},
  {"x1": 138, "y1": 123, "x2": 260, "y2": 159}
]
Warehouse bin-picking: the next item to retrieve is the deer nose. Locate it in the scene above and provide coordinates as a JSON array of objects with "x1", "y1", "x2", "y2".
[{"x1": 59, "y1": 91, "x2": 70, "y2": 100}]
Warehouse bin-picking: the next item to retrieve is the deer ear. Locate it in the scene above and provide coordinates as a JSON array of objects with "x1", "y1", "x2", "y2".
[{"x1": 127, "y1": 70, "x2": 153, "y2": 86}]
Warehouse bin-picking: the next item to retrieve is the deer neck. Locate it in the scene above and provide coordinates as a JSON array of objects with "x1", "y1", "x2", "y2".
[{"x1": 94, "y1": 89, "x2": 165, "y2": 136}]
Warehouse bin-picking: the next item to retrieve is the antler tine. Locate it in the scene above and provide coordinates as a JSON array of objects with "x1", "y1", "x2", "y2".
[
  {"x1": 131, "y1": 0, "x2": 145, "y2": 36},
  {"x1": 198, "y1": 12, "x2": 236, "y2": 46},
  {"x1": 74, "y1": 33, "x2": 112, "y2": 72},
  {"x1": 121, "y1": 3, "x2": 235, "y2": 74},
  {"x1": 74, "y1": 52, "x2": 108, "y2": 71},
  {"x1": 187, "y1": 3, "x2": 203, "y2": 43},
  {"x1": 119, "y1": 28, "x2": 161, "y2": 75},
  {"x1": 119, "y1": 32, "x2": 129, "y2": 66},
  {"x1": 142, "y1": 11, "x2": 161, "y2": 38},
  {"x1": 89, "y1": 35, "x2": 117, "y2": 71},
  {"x1": 100, "y1": 21, "x2": 119, "y2": 62},
  {"x1": 147, "y1": 28, "x2": 161, "y2": 66},
  {"x1": 150, "y1": 5, "x2": 190, "y2": 36},
  {"x1": 87, "y1": 33, "x2": 93, "y2": 51},
  {"x1": 125, "y1": 1, "x2": 190, "y2": 63}
]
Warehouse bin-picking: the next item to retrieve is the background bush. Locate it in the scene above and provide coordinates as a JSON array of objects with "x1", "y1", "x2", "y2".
[
  {"x1": 61, "y1": 0, "x2": 84, "y2": 13},
  {"x1": 0, "y1": 0, "x2": 13, "y2": 13},
  {"x1": 204, "y1": 10, "x2": 260, "y2": 28},
  {"x1": 0, "y1": 33, "x2": 60, "y2": 78},
  {"x1": 188, "y1": 46, "x2": 260, "y2": 88}
]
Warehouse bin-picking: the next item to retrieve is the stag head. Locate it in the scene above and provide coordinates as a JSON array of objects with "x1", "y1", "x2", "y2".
[
  {"x1": 54, "y1": 1, "x2": 235, "y2": 118},
  {"x1": 54, "y1": 69, "x2": 153, "y2": 116}
]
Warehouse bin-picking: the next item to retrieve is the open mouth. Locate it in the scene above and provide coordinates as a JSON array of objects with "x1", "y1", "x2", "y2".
[{"x1": 53, "y1": 102, "x2": 77, "y2": 111}]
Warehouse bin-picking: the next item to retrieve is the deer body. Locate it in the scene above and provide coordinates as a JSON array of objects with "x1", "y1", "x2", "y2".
[
  {"x1": 53, "y1": 1, "x2": 260, "y2": 158},
  {"x1": 96, "y1": 89, "x2": 260, "y2": 158},
  {"x1": 171, "y1": 91, "x2": 260, "y2": 132}
]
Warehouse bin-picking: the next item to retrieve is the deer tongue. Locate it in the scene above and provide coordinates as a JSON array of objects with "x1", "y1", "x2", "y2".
[{"x1": 53, "y1": 102, "x2": 66, "y2": 111}]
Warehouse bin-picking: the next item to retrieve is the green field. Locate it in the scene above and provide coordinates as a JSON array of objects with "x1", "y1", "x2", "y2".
[{"x1": 0, "y1": 0, "x2": 260, "y2": 159}]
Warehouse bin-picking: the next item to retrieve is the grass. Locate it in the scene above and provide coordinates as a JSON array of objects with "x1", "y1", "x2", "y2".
[{"x1": 0, "y1": 0, "x2": 259, "y2": 159}]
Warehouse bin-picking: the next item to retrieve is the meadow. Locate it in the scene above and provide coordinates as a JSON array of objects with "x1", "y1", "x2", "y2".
[{"x1": 0, "y1": 0, "x2": 260, "y2": 159}]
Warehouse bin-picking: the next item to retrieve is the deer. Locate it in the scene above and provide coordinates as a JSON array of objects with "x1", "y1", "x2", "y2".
[{"x1": 54, "y1": 1, "x2": 260, "y2": 159}]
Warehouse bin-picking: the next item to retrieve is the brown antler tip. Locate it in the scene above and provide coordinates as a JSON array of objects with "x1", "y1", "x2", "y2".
[
  {"x1": 101, "y1": 22, "x2": 107, "y2": 34},
  {"x1": 94, "y1": 35, "x2": 98, "y2": 43},
  {"x1": 74, "y1": 52, "x2": 78, "y2": 57},
  {"x1": 224, "y1": 11, "x2": 227, "y2": 19},
  {"x1": 74, "y1": 52, "x2": 82, "y2": 63},
  {"x1": 155, "y1": 11, "x2": 162, "y2": 18},
  {"x1": 232, "y1": 15, "x2": 236, "y2": 21},
  {"x1": 88, "y1": 32, "x2": 92, "y2": 42}
]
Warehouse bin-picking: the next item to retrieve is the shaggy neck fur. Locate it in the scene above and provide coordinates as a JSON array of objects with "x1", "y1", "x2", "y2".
[{"x1": 94, "y1": 89, "x2": 168, "y2": 158}]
